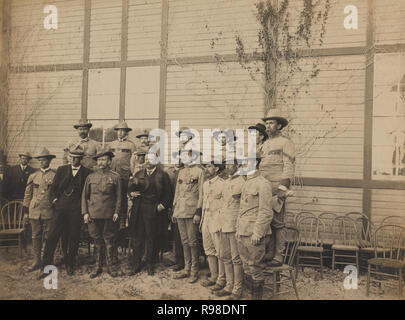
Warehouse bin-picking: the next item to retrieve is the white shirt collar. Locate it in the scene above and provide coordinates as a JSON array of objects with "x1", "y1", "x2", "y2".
[
  {"x1": 41, "y1": 168, "x2": 51, "y2": 174},
  {"x1": 20, "y1": 164, "x2": 27, "y2": 171},
  {"x1": 71, "y1": 165, "x2": 81, "y2": 170},
  {"x1": 146, "y1": 167, "x2": 157, "y2": 175},
  {"x1": 118, "y1": 136, "x2": 128, "y2": 142},
  {"x1": 80, "y1": 137, "x2": 89, "y2": 143}
]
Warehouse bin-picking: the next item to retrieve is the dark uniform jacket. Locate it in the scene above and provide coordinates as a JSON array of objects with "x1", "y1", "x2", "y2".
[
  {"x1": 128, "y1": 167, "x2": 173, "y2": 220},
  {"x1": 3, "y1": 165, "x2": 36, "y2": 200},
  {"x1": 50, "y1": 165, "x2": 92, "y2": 209}
]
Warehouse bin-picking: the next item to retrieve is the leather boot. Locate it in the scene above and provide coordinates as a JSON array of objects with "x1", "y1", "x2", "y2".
[
  {"x1": 188, "y1": 246, "x2": 200, "y2": 284},
  {"x1": 28, "y1": 239, "x2": 42, "y2": 272},
  {"x1": 106, "y1": 246, "x2": 118, "y2": 278},
  {"x1": 252, "y1": 279, "x2": 264, "y2": 300},
  {"x1": 215, "y1": 263, "x2": 234, "y2": 297},
  {"x1": 174, "y1": 245, "x2": 191, "y2": 279},
  {"x1": 231, "y1": 264, "x2": 244, "y2": 299},
  {"x1": 90, "y1": 245, "x2": 103, "y2": 278},
  {"x1": 243, "y1": 274, "x2": 253, "y2": 299},
  {"x1": 200, "y1": 256, "x2": 218, "y2": 287}
]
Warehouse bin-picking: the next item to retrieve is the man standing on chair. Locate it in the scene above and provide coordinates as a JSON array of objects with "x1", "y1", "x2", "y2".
[
  {"x1": 3, "y1": 151, "x2": 36, "y2": 201},
  {"x1": 23, "y1": 148, "x2": 57, "y2": 272},
  {"x1": 64, "y1": 119, "x2": 100, "y2": 170},
  {"x1": 259, "y1": 109, "x2": 295, "y2": 268},
  {"x1": 82, "y1": 147, "x2": 122, "y2": 278},
  {"x1": 41, "y1": 146, "x2": 92, "y2": 276}
]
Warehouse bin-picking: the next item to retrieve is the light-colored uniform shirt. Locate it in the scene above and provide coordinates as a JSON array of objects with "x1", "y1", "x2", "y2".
[
  {"x1": 236, "y1": 171, "x2": 273, "y2": 239},
  {"x1": 64, "y1": 137, "x2": 100, "y2": 170},
  {"x1": 109, "y1": 137, "x2": 136, "y2": 180},
  {"x1": 220, "y1": 173, "x2": 245, "y2": 233},
  {"x1": 172, "y1": 164, "x2": 205, "y2": 219},
  {"x1": 259, "y1": 134, "x2": 295, "y2": 193},
  {"x1": 201, "y1": 175, "x2": 225, "y2": 234},
  {"x1": 23, "y1": 168, "x2": 56, "y2": 220}
]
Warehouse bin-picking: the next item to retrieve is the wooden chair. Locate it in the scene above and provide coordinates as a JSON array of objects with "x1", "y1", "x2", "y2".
[
  {"x1": 346, "y1": 211, "x2": 368, "y2": 221},
  {"x1": 296, "y1": 216, "x2": 325, "y2": 279},
  {"x1": 294, "y1": 211, "x2": 316, "y2": 228},
  {"x1": 355, "y1": 216, "x2": 377, "y2": 271},
  {"x1": 366, "y1": 225, "x2": 405, "y2": 297},
  {"x1": 264, "y1": 227, "x2": 300, "y2": 299},
  {"x1": 0, "y1": 200, "x2": 25, "y2": 257},
  {"x1": 381, "y1": 216, "x2": 405, "y2": 227},
  {"x1": 331, "y1": 216, "x2": 359, "y2": 271},
  {"x1": 319, "y1": 212, "x2": 337, "y2": 267}
]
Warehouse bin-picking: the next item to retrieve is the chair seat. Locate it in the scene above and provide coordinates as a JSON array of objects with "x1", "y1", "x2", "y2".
[
  {"x1": 0, "y1": 228, "x2": 24, "y2": 235},
  {"x1": 360, "y1": 247, "x2": 391, "y2": 253},
  {"x1": 266, "y1": 264, "x2": 293, "y2": 272},
  {"x1": 368, "y1": 258, "x2": 405, "y2": 268},
  {"x1": 332, "y1": 244, "x2": 359, "y2": 251},
  {"x1": 297, "y1": 246, "x2": 323, "y2": 253},
  {"x1": 322, "y1": 239, "x2": 334, "y2": 246}
]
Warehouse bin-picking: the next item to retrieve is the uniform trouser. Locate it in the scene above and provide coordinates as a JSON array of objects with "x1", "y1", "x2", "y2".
[
  {"x1": 177, "y1": 218, "x2": 199, "y2": 275},
  {"x1": 172, "y1": 221, "x2": 184, "y2": 267},
  {"x1": 153, "y1": 210, "x2": 170, "y2": 262},
  {"x1": 220, "y1": 232, "x2": 243, "y2": 293},
  {"x1": 266, "y1": 203, "x2": 286, "y2": 262},
  {"x1": 201, "y1": 221, "x2": 225, "y2": 285},
  {"x1": 88, "y1": 219, "x2": 118, "y2": 260},
  {"x1": 114, "y1": 180, "x2": 129, "y2": 256},
  {"x1": 130, "y1": 203, "x2": 157, "y2": 268},
  {"x1": 30, "y1": 217, "x2": 56, "y2": 264},
  {"x1": 237, "y1": 235, "x2": 268, "y2": 281},
  {"x1": 42, "y1": 204, "x2": 82, "y2": 267}
]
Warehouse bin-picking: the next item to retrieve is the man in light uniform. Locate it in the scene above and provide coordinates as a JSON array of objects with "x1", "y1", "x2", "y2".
[
  {"x1": 236, "y1": 156, "x2": 273, "y2": 300},
  {"x1": 23, "y1": 148, "x2": 57, "y2": 272},
  {"x1": 199, "y1": 159, "x2": 226, "y2": 291},
  {"x1": 259, "y1": 109, "x2": 295, "y2": 267},
  {"x1": 172, "y1": 149, "x2": 205, "y2": 283},
  {"x1": 64, "y1": 119, "x2": 100, "y2": 170}
]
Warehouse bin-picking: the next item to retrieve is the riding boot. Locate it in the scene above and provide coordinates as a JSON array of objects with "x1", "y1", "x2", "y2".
[
  {"x1": 28, "y1": 239, "x2": 42, "y2": 272},
  {"x1": 174, "y1": 245, "x2": 191, "y2": 279},
  {"x1": 188, "y1": 246, "x2": 200, "y2": 283},
  {"x1": 106, "y1": 245, "x2": 118, "y2": 278},
  {"x1": 90, "y1": 244, "x2": 103, "y2": 278},
  {"x1": 200, "y1": 255, "x2": 218, "y2": 287}
]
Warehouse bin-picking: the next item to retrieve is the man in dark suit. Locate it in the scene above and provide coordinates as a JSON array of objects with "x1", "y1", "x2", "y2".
[
  {"x1": 41, "y1": 146, "x2": 92, "y2": 276},
  {"x1": 128, "y1": 150, "x2": 173, "y2": 276},
  {"x1": 3, "y1": 152, "x2": 36, "y2": 201}
]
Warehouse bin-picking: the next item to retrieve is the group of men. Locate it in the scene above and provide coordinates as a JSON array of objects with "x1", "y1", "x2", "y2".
[{"x1": 0, "y1": 108, "x2": 295, "y2": 300}]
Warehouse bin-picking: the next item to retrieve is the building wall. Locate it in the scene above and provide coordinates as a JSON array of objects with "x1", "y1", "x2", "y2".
[{"x1": 4, "y1": 0, "x2": 405, "y2": 222}]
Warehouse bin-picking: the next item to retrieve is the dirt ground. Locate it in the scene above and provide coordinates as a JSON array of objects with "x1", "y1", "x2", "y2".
[{"x1": 0, "y1": 245, "x2": 403, "y2": 300}]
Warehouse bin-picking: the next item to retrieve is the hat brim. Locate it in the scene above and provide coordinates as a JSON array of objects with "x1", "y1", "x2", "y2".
[
  {"x1": 93, "y1": 151, "x2": 115, "y2": 160},
  {"x1": 248, "y1": 125, "x2": 269, "y2": 139},
  {"x1": 68, "y1": 153, "x2": 84, "y2": 158},
  {"x1": 136, "y1": 133, "x2": 152, "y2": 139},
  {"x1": 261, "y1": 117, "x2": 288, "y2": 129},
  {"x1": 18, "y1": 154, "x2": 32, "y2": 159},
  {"x1": 114, "y1": 127, "x2": 132, "y2": 132},
  {"x1": 34, "y1": 155, "x2": 56, "y2": 160},
  {"x1": 176, "y1": 131, "x2": 195, "y2": 138},
  {"x1": 74, "y1": 123, "x2": 93, "y2": 129}
]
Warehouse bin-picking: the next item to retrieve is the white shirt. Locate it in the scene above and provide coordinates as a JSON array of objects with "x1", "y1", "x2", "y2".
[
  {"x1": 41, "y1": 168, "x2": 51, "y2": 174},
  {"x1": 20, "y1": 164, "x2": 27, "y2": 171},
  {"x1": 71, "y1": 165, "x2": 81, "y2": 177}
]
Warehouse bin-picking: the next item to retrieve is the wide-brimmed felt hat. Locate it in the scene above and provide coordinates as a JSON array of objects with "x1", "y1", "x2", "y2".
[
  {"x1": 74, "y1": 119, "x2": 93, "y2": 129},
  {"x1": 136, "y1": 129, "x2": 153, "y2": 139},
  {"x1": 262, "y1": 109, "x2": 288, "y2": 129},
  {"x1": 248, "y1": 123, "x2": 269, "y2": 140},
  {"x1": 213, "y1": 129, "x2": 238, "y2": 142},
  {"x1": 33, "y1": 148, "x2": 56, "y2": 160},
  {"x1": 114, "y1": 121, "x2": 132, "y2": 132},
  {"x1": 175, "y1": 127, "x2": 195, "y2": 138},
  {"x1": 93, "y1": 147, "x2": 115, "y2": 160},
  {"x1": 18, "y1": 151, "x2": 32, "y2": 159},
  {"x1": 68, "y1": 146, "x2": 85, "y2": 158}
]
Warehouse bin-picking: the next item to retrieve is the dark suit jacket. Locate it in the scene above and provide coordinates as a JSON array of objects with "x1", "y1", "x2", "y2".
[
  {"x1": 3, "y1": 165, "x2": 36, "y2": 200},
  {"x1": 128, "y1": 166, "x2": 173, "y2": 221},
  {"x1": 50, "y1": 164, "x2": 92, "y2": 208}
]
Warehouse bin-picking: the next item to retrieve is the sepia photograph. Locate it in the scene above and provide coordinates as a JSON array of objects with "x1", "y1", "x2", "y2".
[{"x1": 0, "y1": 0, "x2": 404, "y2": 304}]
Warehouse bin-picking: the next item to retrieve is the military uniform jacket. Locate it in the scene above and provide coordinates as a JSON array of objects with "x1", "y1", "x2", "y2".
[
  {"x1": 200, "y1": 175, "x2": 225, "y2": 233},
  {"x1": 236, "y1": 171, "x2": 273, "y2": 238},
  {"x1": 3, "y1": 164, "x2": 36, "y2": 200},
  {"x1": 259, "y1": 134, "x2": 295, "y2": 193},
  {"x1": 220, "y1": 173, "x2": 245, "y2": 233},
  {"x1": 109, "y1": 137, "x2": 136, "y2": 180},
  {"x1": 173, "y1": 164, "x2": 205, "y2": 219},
  {"x1": 64, "y1": 137, "x2": 100, "y2": 170},
  {"x1": 81, "y1": 169, "x2": 122, "y2": 219},
  {"x1": 23, "y1": 169, "x2": 56, "y2": 220}
]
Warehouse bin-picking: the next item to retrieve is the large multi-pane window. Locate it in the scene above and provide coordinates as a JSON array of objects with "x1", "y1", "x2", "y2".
[{"x1": 373, "y1": 53, "x2": 405, "y2": 179}]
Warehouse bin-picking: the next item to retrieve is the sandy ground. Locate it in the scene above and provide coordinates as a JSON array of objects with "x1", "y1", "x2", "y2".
[{"x1": 0, "y1": 245, "x2": 404, "y2": 300}]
